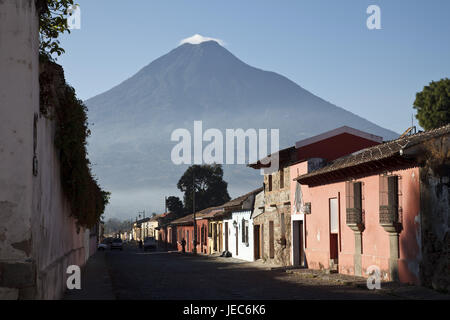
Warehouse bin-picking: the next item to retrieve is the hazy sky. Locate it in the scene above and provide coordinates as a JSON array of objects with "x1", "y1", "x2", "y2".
[{"x1": 57, "y1": 0, "x2": 450, "y2": 134}]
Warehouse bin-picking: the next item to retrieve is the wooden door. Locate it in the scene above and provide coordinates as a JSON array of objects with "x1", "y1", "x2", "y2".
[
  {"x1": 261, "y1": 224, "x2": 264, "y2": 258},
  {"x1": 298, "y1": 221, "x2": 304, "y2": 266},
  {"x1": 235, "y1": 226, "x2": 239, "y2": 256},
  {"x1": 225, "y1": 222, "x2": 229, "y2": 251},
  {"x1": 254, "y1": 225, "x2": 260, "y2": 259}
]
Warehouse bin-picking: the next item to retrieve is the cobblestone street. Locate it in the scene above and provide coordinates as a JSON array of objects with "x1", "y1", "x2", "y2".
[{"x1": 64, "y1": 245, "x2": 450, "y2": 300}]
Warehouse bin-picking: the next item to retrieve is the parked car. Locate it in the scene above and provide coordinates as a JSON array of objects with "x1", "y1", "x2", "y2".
[
  {"x1": 143, "y1": 237, "x2": 157, "y2": 251},
  {"x1": 98, "y1": 242, "x2": 108, "y2": 251},
  {"x1": 98, "y1": 238, "x2": 112, "y2": 250},
  {"x1": 111, "y1": 238, "x2": 123, "y2": 250}
]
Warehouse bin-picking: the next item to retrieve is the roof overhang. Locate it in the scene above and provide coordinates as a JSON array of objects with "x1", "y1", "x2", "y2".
[{"x1": 296, "y1": 153, "x2": 417, "y2": 187}]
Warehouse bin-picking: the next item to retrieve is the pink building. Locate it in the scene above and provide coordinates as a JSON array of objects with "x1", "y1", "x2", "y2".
[{"x1": 291, "y1": 125, "x2": 450, "y2": 286}]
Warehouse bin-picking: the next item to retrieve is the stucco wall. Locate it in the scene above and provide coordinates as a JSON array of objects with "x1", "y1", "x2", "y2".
[
  {"x1": 297, "y1": 165, "x2": 422, "y2": 284},
  {"x1": 31, "y1": 112, "x2": 91, "y2": 299},
  {"x1": 195, "y1": 219, "x2": 209, "y2": 254}
]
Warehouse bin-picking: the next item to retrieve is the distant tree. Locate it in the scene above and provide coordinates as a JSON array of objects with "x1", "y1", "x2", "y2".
[
  {"x1": 165, "y1": 196, "x2": 184, "y2": 217},
  {"x1": 104, "y1": 218, "x2": 132, "y2": 234},
  {"x1": 414, "y1": 78, "x2": 450, "y2": 130},
  {"x1": 177, "y1": 164, "x2": 231, "y2": 214}
]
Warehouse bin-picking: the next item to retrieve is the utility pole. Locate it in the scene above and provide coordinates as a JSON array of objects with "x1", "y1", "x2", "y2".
[
  {"x1": 192, "y1": 173, "x2": 197, "y2": 255},
  {"x1": 138, "y1": 210, "x2": 145, "y2": 239}
]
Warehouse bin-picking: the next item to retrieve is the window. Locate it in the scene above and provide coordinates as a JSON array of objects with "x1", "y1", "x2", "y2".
[
  {"x1": 379, "y1": 175, "x2": 400, "y2": 225},
  {"x1": 280, "y1": 169, "x2": 284, "y2": 189},
  {"x1": 346, "y1": 181, "x2": 363, "y2": 226},
  {"x1": 268, "y1": 175, "x2": 273, "y2": 192},
  {"x1": 329, "y1": 198, "x2": 339, "y2": 234},
  {"x1": 241, "y1": 219, "x2": 249, "y2": 245},
  {"x1": 208, "y1": 223, "x2": 212, "y2": 237}
]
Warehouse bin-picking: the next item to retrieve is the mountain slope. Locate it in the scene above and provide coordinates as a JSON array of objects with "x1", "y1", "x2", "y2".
[{"x1": 85, "y1": 41, "x2": 398, "y2": 218}]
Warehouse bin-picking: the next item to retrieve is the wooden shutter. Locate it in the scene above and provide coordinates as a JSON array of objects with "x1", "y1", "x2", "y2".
[
  {"x1": 379, "y1": 175, "x2": 388, "y2": 207},
  {"x1": 388, "y1": 176, "x2": 398, "y2": 208},
  {"x1": 280, "y1": 169, "x2": 284, "y2": 189},
  {"x1": 353, "y1": 182, "x2": 362, "y2": 211},
  {"x1": 388, "y1": 175, "x2": 399, "y2": 222}
]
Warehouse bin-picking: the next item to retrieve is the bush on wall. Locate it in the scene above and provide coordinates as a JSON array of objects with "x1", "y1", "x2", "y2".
[{"x1": 40, "y1": 55, "x2": 110, "y2": 228}]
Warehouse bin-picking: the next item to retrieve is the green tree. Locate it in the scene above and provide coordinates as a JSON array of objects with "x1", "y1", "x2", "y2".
[
  {"x1": 165, "y1": 196, "x2": 184, "y2": 217},
  {"x1": 414, "y1": 78, "x2": 450, "y2": 130},
  {"x1": 37, "y1": 0, "x2": 75, "y2": 58},
  {"x1": 177, "y1": 164, "x2": 231, "y2": 214}
]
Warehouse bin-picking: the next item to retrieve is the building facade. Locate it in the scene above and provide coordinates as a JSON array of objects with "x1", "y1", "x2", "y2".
[{"x1": 293, "y1": 124, "x2": 450, "y2": 289}]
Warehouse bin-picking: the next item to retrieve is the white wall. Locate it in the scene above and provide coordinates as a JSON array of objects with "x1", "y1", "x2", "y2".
[
  {"x1": 223, "y1": 211, "x2": 254, "y2": 262},
  {"x1": 0, "y1": 0, "x2": 92, "y2": 299},
  {"x1": 0, "y1": 0, "x2": 40, "y2": 300}
]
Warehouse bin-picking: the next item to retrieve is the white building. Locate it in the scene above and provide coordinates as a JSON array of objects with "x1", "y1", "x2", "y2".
[
  {"x1": 223, "y1": 211, "x2": 253, "y2": 261},
  {"x1": 222, "y1": 190, "x2": 264, "y2": 262}
]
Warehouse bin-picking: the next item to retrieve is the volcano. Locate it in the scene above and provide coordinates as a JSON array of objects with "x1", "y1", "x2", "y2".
[{"x1": 85, "y1": 39, "x2": 398, "y2": 218}]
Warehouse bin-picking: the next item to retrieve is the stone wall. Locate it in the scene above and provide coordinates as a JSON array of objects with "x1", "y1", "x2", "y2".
[
  {"x1": 253, "y1": 167, "x2": 292, "y2": 266},
  {"x1": 419, "y1": 166, "x2": 450, "y2": 292}
]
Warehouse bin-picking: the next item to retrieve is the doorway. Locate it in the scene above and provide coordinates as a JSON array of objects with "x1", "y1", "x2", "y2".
[
  {"x1": 235, "y1": 225, "x2": 239, "y2": 256},
  {"x1": 329, "y1": 198, "x2": 339, "y2": 269},
  {"x1": 292, "y1": 220, "x2": 304, "y2": 266}
]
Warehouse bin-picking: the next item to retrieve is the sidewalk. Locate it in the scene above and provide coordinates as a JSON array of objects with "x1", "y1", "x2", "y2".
[
  {"x1": 64, "y1": 251, "x2": 115, "y2": 300},
  {"x1": 190, "y1": 253, "x2": 450, "y2": 300}
]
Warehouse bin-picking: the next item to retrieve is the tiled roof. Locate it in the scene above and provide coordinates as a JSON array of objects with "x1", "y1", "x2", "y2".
[
  {"x1": 170, "y1": 213, "x2": 195, "y2": 226},
  {"x1": 248, "y1": 146, "x2": 296, "y2": 169},
  {"x1": 295, "y1": 124, "x2": 450, "y2": 183},
  {"x1": 220, "y1": 187, "x2": 263, "y2": 209},
  {"x1": 196, "y1": 208, "x2": 224, "y2": 219}
]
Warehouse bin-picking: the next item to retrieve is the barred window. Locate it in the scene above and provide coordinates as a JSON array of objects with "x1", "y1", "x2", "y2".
[
  {"x1": 346, "y1": 181, "x2": 363, "y2": 225},
  {"x1": 379, "y1": 175, "x2": 400, "y2": 225},
  {"x1": 241, "y1": 219, "x2": 249, "y2": 245}
]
